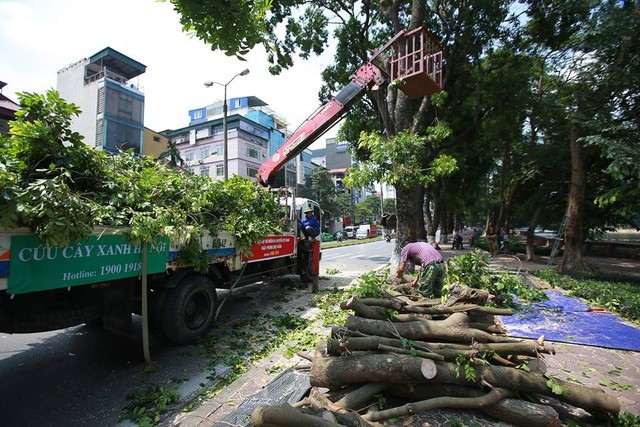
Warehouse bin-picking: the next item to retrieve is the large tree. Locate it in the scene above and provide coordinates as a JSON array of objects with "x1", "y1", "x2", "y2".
[
  {"x1": 167, "y1": 0, "x2": 638, "y2": 271},
  {"x1": 522, "y1": 0, "x2": 640, "y2": 271}
]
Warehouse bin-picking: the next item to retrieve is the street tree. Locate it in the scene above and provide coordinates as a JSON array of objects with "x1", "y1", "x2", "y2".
[{"x1": 522, "y1": 0, "x2": 640, "y2": 272}]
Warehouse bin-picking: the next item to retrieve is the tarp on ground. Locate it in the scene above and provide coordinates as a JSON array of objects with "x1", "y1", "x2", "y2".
[{"x1": 501, "y1": 290, "x2": 640, "y2": 352}]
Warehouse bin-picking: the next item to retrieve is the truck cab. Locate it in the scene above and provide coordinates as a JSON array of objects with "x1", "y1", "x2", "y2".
[{"x1": 344, "y1": 226, "x2": 359, "y2": 239}]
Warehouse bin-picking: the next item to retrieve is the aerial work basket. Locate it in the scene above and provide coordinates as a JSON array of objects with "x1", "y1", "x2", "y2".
[{"x1": 376, "y1": 27, "x2": 443, "y2": 99}]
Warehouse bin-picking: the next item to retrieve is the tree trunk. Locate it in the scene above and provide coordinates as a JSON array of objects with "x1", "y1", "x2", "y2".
[
  {"x1": 526, "y1": 204, "x2": 545, "y2": 262},
  {"x1": 389, "y1": 384, "x2": 561, "y2": 427},
  {"x1": 345, "y1": 312, "x2": 510, "y2": 343},
  {"x1": 363, "y1": 387, "x2": 513, "y2": 422},
  {"x1": 559, "y1": 125, "x2": 589, "y2": 272},
  {"x1": 329, "y1": 329, "x2": 556, "y2": 357},
  {"x1": 309, "y1": 354, "x2": 620, "y2": 418}
]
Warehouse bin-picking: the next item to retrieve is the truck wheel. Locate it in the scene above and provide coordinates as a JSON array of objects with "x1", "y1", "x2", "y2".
[
  {"x1": 161, "y1": 275, "x2": 217, "y2": 345},
  {"x1": 298, "y1": 252, "x2": 314, "y2": 283}
]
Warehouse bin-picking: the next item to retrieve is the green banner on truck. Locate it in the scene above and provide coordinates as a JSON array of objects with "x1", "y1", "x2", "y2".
[{"x1": 8, "y1": 234, "x2": 170, "y2": 294}]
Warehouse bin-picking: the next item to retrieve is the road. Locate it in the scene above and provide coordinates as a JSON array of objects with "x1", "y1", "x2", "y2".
[{"x1": 0, "y1": 240, "x2": 392, "y2": 427}]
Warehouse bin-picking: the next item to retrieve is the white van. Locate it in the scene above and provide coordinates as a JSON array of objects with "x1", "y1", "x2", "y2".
[
  {"x1": 344, "y1": 226, "x2": 359, "y2": 239},
  {"x1": 355, "y1": 228, "x2": 368, "y2": 240}
]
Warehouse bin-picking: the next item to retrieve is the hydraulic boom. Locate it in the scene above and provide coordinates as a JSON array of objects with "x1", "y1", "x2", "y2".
[{"x1": 258, "y1": 27, "x2": 443, "y2": 186}]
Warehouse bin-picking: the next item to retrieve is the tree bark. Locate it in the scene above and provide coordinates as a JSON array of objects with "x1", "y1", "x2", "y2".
[
  {"x1": 346, "y1": 313, "x2": 511, "y2": 343},
  {"x1": 559, "y1": 124, "x2": 590, "y2": 272},
  {"x1": 252, "y1": 404, "x2": 342, "y2": 427},
  {"x1": 526, "y1": 203, "x2": 545, "y2": 262},
  {"x1": 362, "y1": 387, "x2": 513, "y2": 422},
  {"x1": 309, "y1": 354, "x2": 620, "y2": 418},
  {"x1": 389, "y1": 384, "x2": 561, "y2": 427},
  {"x1": 330, "y1": 327, "x2": 556, "y2": 357}
]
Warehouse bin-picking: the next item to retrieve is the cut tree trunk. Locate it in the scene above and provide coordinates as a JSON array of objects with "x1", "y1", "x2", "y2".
[
  {"x1": 346, "y1": 312, "x2": 512, "y2": 343},
  {"x1": 389, "y1": 383, "x2": 560, "y2": 427},
  {"x1": 444, "y1": 283, "x2": 494, "y2": 306},
  {"x1": 362, "y1": 387, "x2": 513, "y2": 422},
  {"x1": 309, "y1": 354, "x2": 620, "y2": 418},
  {"x1": 330, "y1": 327, "x2": 555, "y2": 356}
]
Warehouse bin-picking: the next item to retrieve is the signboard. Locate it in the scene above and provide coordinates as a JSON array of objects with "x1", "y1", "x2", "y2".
[
  {"x1": 8, "y1": 234, "x2": 170, "y2": 295},
  {"x1": 243, "y1": 235, "x2": 295, "y2": 263}
]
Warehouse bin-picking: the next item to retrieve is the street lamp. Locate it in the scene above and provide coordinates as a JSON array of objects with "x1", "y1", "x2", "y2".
[{"x1": 204, "y1": 68, "x2": 250, "y2": 180}]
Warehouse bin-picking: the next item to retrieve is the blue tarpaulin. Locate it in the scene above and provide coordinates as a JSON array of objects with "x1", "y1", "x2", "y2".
[{"x1": 500, "y1": 290, "x2": 640, "y2": 351}]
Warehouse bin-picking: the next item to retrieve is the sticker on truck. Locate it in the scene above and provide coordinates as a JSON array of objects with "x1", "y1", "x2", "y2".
[
  {"x1": 7, "y1": 234, "x2": 170, "y2": 295},
  {"x1": 242, "y1": 235, "x2": 296, "y2": 263}
]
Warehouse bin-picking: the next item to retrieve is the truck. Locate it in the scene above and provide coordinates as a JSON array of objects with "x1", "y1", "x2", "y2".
[
  {"x1": 356, "y1": 224, "x2": 378, "y2": 239},
  {"x1": 0, "y1": 27, "x2": 442, "y2": 345},
  {"x1": 344, "y1": 225, "x2": 359, "y2": 239}
]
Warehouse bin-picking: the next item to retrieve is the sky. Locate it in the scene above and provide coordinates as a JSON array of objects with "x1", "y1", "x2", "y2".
[{"x1": 0, "y1": 0, "x2": 338, "y2": 149}]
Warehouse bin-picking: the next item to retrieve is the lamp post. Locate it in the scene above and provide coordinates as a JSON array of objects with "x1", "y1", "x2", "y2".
[{"x1": 204, "y1": 68, "x2": 250, "y2": 180}]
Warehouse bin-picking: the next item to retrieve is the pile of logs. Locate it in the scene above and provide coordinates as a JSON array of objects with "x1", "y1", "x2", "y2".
[{"x1": 251, "y1": 284, "x2": 620, "y2": 426}]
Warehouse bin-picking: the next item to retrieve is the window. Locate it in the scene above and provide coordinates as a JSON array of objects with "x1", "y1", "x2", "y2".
[
  {"x1": 216, "y1": 164, "x2": 224, "y2": 176},
  {"x1": 286, "y1": 171, "x2": 297, "y2": 187},
  {"x1": 196, "y1": 128, "x2": 210, "y2": 139},
  {"x1": 200, "y1": 166, "x2": 210, "y2": 177},
  {"x1": 246, "y1": 146, "x2": 260, "y2": 159},
  {"x1": 104, "y1": 121, "x2": 141, "y2": 154},
  {"x1": 184, "y1": 149, "x2": 195, "y2": 162},
  {"x1": 153, "y1": 136, "x2": 160, "y2": 142},
  {"x1": 234, "y1": 99, "x2": 242, "y2": 108},
  {"x1": 246, "y1": 165, "x2": 259, "y2": 178},
  {"x1": 193, "y1": 110, "x2": 203, "y2": 119},
  {"x1": 213, "y1": 146, "x2": 223, "y2": 156},
  {"x1": 200, "y1": 147, "x2": 211, "y2": 160},
  {"x1": 104, "y1": 89, "x2": 143, "y2": 123}
]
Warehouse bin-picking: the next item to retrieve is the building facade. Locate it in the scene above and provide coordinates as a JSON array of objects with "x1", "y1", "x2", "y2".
[
  {"x1": 57, "y1": 47, "x2": 146, "y2": 154},
  {"x1": 0, "y1": 81, "x2": 19, "y2": 135},
  {"x1": 167, "y1": 96, "x2": 312, "y2": 186}
]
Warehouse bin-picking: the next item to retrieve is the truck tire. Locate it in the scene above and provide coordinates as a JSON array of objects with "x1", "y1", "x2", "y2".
[
  {"x1": 161, "y1": 275, "x2": 217, "y2": 345},
  {"x1": 298, "y1": 252, "x2": 314, "y2": 283}
]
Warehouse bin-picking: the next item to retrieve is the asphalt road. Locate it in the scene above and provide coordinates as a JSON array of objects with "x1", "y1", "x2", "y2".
[{"x1": 0, "y1": 240, "x2": 392, "y2": 427}]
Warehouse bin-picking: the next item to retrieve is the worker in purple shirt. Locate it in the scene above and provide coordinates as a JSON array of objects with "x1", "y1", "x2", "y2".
[{"x1": 395, "y1": 242, "x2": 445, "y2": 298}]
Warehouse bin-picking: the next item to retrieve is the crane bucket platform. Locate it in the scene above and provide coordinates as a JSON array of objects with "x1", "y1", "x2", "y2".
[{"x1": 377, "y1": 27, "x2": 443, "y2": 99}]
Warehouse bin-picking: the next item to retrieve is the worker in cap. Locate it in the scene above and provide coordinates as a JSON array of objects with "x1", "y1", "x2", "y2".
[{"x1": 299, "y1": 206, "x2": 320, "y2": 238}]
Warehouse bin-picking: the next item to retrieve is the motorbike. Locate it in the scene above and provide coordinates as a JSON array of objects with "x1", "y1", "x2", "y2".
[
  {"x1": 385, "y1": 233, "x2": 392, "y2": 243},
  {"x1": 452, "y1": 234, "x2": 464, "y2": 250}
]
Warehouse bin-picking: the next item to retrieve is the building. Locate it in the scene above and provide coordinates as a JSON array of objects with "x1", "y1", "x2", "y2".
[
  {"x1": 57, "y1": 47, "x2": 146, "y2": 154},
  {"x1": 142, "y1": 127, "x2": 168, "y2": 159},
  {"x1": 165, "y1": 96, "x2": 313, "y2": 186},
  {"x1": 0, "y1": 80, "x2": 19, "y2": 134},
  {"x1": 311, "y1": 137, "x2": 352, "y2": 191}
]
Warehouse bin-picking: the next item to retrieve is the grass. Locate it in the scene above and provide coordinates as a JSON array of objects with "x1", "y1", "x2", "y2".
[{"x1": 322, "y1": 236, "x2": 382, "y2": 249}]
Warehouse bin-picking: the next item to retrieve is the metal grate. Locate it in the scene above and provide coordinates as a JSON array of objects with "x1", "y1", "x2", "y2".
[{"x1": 212, "y1": 367, "x2": 311, "y2": 427}]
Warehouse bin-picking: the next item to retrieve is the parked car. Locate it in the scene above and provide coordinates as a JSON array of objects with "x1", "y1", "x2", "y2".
[
  {"x1": 356, "y1": 228, "x2": 368, "y2": 240},
  {"x1": 321, "y1": 232, "x2": 334, "y2": 242}
]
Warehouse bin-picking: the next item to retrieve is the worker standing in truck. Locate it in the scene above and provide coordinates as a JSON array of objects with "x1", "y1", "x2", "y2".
[
  {"x1": 395, "y1": 242, "x2": 445, "y2": 299},
  {"x1": 299, "y1": 207, "x2": 320, "y2": 238}
]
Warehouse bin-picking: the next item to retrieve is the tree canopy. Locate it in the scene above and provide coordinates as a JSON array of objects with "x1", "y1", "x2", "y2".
[{"x1": 167, "y1": 0, "x2": 639, "y2": 271}]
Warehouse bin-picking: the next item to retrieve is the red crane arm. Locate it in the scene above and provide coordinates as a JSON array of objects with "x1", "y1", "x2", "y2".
[
  {"x1": 257, "y1": 27, "x2": 443, "y2": 186},
  {"x1": 257, "y1": 63, "x2": 387, "y2": 186}
]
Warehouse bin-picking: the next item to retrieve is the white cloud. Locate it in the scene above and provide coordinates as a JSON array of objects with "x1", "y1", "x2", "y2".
[{"x1": 0, "y1": 0, "x2": 340, "y2": 148}]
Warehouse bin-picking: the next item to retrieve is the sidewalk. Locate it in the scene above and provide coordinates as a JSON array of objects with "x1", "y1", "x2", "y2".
[
  {"x1": 163, "y1": 250, "x2": 640, "y2": 426},
  {"x1": 487, "y1": 252, "x2": 640, "y2": 416}
]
